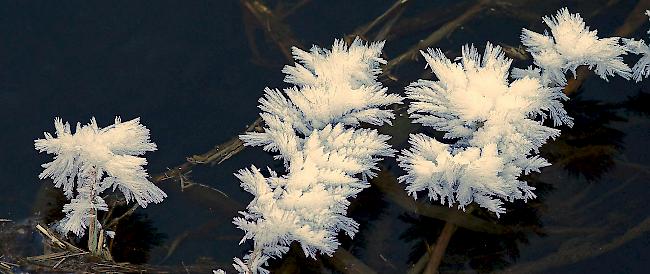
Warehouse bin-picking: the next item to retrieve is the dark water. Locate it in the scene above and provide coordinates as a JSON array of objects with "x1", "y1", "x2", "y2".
[{"x1": 1, "y1": 0, "x2": 649, "y2": 273}]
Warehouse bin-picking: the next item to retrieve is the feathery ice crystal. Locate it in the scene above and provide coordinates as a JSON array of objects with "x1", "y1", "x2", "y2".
[
  {"x1": 398, "y1": 43, "x2": 570, "y2": 215},
  {"x1": 514, "y1": 7, "x2": 631, "y2": 86},
  {"x1": 233, "y1": 38, "x2": 402, "y2": 273},
  {"x1": 623, "y1": 10, "x2": 650, "y2": 82},
  {"x1": 398, "y1": 8, "x2": 634, "y2": 216},
  {"x1": 34, "y1": 117, "x2": 165, "y2": 237}
]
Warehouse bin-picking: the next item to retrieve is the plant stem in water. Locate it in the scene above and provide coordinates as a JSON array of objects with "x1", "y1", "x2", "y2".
[{"x1": 423, "y1": 222, "x2": 457, "y2": 274}]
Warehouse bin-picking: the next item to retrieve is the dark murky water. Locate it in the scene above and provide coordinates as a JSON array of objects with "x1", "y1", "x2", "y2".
[{"x1": 1, "y1": 0, "x2": 649, "y2": 273}]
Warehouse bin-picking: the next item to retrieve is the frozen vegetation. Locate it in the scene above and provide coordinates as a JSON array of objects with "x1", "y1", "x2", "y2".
[
  {"x1": 397, "y1": 8, "x2": 633, "y2": 215},
  {"x1": 34, "y1": 117, "x2": 165, "y2": 238},
  {"x1": 232, "y1": 38, "x2": 402, "y2": 273}
]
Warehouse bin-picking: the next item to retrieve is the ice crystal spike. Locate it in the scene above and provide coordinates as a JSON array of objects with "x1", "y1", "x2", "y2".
[
  {"x1": 234, "y1": 37, "x2": 402, "y2": 273},
  {"x1": 35, "y1": 117, "x2": 165, "y2": 236}
]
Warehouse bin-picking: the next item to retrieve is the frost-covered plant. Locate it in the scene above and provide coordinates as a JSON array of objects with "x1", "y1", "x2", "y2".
[
  {"x1": 514, "y1": 7, "x2": 631, "y2": 86},
  {"x1": 398, "y1": 8, "x2": 632, "y2": 216},
  {"x1": 623, "y1": 10, "x2": 650, "y2": 82},
  {"x1": 398, "y1": 43, "x2": 570, "y2": 215},
  {"x1": 232, "y1": 38, "x2": 402, "y2": 273},
  {"x1": 34, "y1": 117, "x2": 165, "y2": 241}
]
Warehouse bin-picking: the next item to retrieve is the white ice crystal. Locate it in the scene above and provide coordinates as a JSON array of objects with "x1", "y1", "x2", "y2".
[
  {"x1": 398, "y1": 43, "x2": 571, "y2": 215},
  {"x1": 398, "y1": 8, "x2": 637, "y2": 216},
  {"x1": 35, "y1": 117, "x2": 165, "y2": 236},
  {"x1": 234, "y1": 38, "x2": 402, "y2": 273},
  {"x1": 623, "y1": 10, "x2": 650, "y2": 82},
  {"x1": 515, "y1": 8, "x2": 631, "y2": 86}
]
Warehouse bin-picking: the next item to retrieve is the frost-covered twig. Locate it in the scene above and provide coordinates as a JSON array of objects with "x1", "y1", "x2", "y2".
[
  {"x1": 34, "y1": 117, "x2": 165, "y2": 253},
  {"x1": 231, "y1": 38, "x2": 402, "y2": 273},
  {"x1": 514, "y1": 8, "x2": 631, "y2": 86},
  {"x1": 398, "y1": 43, "x2": 568, "y2": 215},
  {"x1": 397, "y1": 8, "x2": 633, "y2": 216}
]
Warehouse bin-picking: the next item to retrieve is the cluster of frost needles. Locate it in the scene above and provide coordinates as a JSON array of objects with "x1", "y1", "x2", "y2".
[
  {"x1": 231, "y1": 38, "x2": 402, "y2": 273},
  {"x1": 397, "y1": 8, "x2": 633, "y2": 216},
  {"x1": 34, "y1": 117, "x2": 165, "y2": 237}
]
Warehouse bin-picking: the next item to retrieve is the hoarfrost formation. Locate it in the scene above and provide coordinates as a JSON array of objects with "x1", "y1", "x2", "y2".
[{"x1": 232, "y1": 38, "x2": 402, "y2": 273}]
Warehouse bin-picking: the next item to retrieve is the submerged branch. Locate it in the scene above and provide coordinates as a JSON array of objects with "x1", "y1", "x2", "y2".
[
  {"x1": 105, "y1": 203, "x2": 139, "y2": 230},
  {"x1": 240, "y1": 0, "x2": 301, "y2": 60},
  {"x1": 423, "y1": 222, "x2": 457, "y2": 274},
  {"x1": 352, "y1": 0, "x2": 411, "y2": 39},
  {"x1": 384, "y1": 0, "x2": 491, "y2": 73},
  {"x1": 386, "y1": 1, "x2": 474, "y2": 42},
  {"x1": 503, "y1": 216, "x2": 650, "y2": 273},
  {"x1": 372, "y1": 171, "x2": 513, "y2": 235},
  {"x1": 325, "y1": 249, "x2": 378, "y2": 274},
  {"x1": 150, "y1": 117, "x2": 263, "y2": 183}
]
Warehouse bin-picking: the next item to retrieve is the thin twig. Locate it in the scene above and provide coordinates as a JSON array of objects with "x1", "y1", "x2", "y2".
[
  {"x1": 386, "y1": 1, "x2": 475, "y2": 42},
  {"x1": 423, "y1": 222, "x2": 457, "y2": 274},
  {"x1": 27, "y1": 251, "x2": 89, "y2": 262},
  {"x1": 35, "y1": 224, "x2": 67, "y2": 250},
  {"x1": 325, "y1": 249, "x2": 378, "y2": 274},
  {"x1": 240, "y1": 0, "x2": 301, "y2": 60},
  {"x1": 372, "y1": 171, "x2": 512, "y2": 234},
  {"x1": 384, "y1": 0, "x2": 491, "y2": 73},
  {"x1": 277, "y1": 0, "x2": 311, "y2": 19},
  {"x1": 503, "y1": 216, "x2": 650, "y2": 273},
  {"x1": 100, "y1": 200, "x2": 117, "y2": 226},
  {"x1": 0, "y1": 261, "x2": 18, "y2": 267},
  {"x1": 106, "y1": 203, "x2": 139, "y2": 229},
  {"x1": 150, "y1": 117, "x2": 263, "y2": 183},
  {"x1": 407, "y1": 250, "x2": 429, "y2": 274},
  {"x1": 374, "y1": 6, "x2": 406, "y2": 42},
  {"x1": 353, "y1": 0, "x2": 410, "y2": 38}
]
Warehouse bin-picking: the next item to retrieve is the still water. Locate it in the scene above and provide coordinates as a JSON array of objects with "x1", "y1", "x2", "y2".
[{"x1": 1, "y1": 0, "x2": 649, "y2": 273}]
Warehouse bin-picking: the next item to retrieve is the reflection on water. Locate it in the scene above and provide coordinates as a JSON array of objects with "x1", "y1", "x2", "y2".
[
  {"x1": 1, "y1": 0, "x2": 649, "y2": 273},
  {"x1": 108, "y1": 210, "x2": 166, "y2": 264},
  {"x1": 544, "y1": 91, "x2": 626, "y2": 181}
]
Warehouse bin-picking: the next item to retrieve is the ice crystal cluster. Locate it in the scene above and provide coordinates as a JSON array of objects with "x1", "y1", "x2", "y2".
[
  {"x1": 233, "y1": 38, "x2": 402, "y2": 273},
  {"x1": 34, "y1": 117, "x2": 165, "y2": 236},
  {"x1": 398, "y1": 8, "x2": 632, "y2": 215},
  {"x1": 514, "y1": 8, "x2": 631, "y2": 86},
  {"x1": 623, "y1": 10, "x2": 650, "y2": 82}
]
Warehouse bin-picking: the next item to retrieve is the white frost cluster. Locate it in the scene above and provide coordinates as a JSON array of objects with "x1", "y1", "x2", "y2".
[
  {"x1": 398, "y1": 43, "x2": 571, "y2": 215},
  {"x1": 398, "y1": 8, "x2": 635, "y2": 216},
  {"x1": 514, "y1": 8, "x2": 631, "y2": 86},
  {"x1": 233, "y1": 38, "x2": 402, "y2": 273},
  {"x1": 34, "y1": 117, "x2": 165, "y2": 236},
  {"x1": 623, "y1": 11, "x2": 650, "y2": 82}
]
